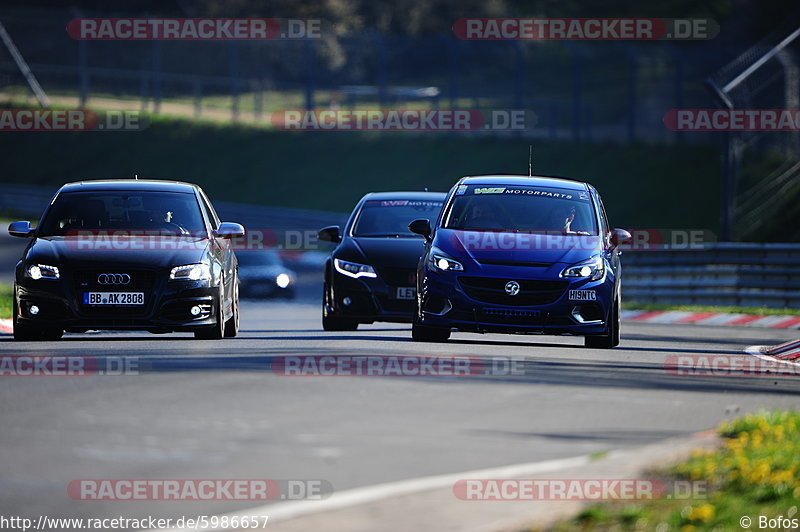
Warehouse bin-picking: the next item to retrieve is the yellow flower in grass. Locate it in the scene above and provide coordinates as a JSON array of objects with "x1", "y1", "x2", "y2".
[
  {"x1": 770, "y1": 470, "x2": 794, "y2": 486},
  {"x1": 750, "y1": 461, "x2": 772, "y2": 483},
  {"x1": 687, "y1": 504, "x2": 715, "y2": 523}
]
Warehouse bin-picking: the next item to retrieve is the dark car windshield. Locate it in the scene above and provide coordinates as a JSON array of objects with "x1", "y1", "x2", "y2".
[
  {"x1": 352, "y1": 199, "x2": 443, "y2": 237},
  {"x1": 38, "y1": 191, "x2": 207, "y2": 237},
  {"x1": 237, "y1": 250, "x2": 282, "y2": 267},
  {"x1": 443, "y1": 184, "x2": 598, "y2": 235}
]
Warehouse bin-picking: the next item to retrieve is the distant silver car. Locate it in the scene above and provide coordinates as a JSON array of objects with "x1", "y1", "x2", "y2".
[{"x1": 236, "y1": 249, "x2": 296, "y2": 299}]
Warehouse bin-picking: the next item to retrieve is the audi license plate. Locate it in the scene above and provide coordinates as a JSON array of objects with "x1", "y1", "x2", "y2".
[{"x1": 83, "y1": 292, "x2": 144, "y2": 305}]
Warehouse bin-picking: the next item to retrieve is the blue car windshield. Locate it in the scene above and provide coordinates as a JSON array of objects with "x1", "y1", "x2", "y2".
[
  {"x1": 443, "y1": 185, "x2": 598, "y2": 235},
  {"x1": 353, "y1": 199, "x2": 443, "y2": 237}
]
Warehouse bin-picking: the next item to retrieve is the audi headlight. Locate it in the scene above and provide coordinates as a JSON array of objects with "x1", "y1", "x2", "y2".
[
  {"x1": 334, "y1": 258, "x2": 377, "y2": 279},
  {"x1": 561, "y1": 256, "x2": 605, "y2": 281},
  {"x1": 170, "y1": 263, "x2": 211, "y2": 281},
  {"x1": 27, "y1": 264, "x2": 60, "y2": 280},
  {"x1": 428, "y1": 248, "x2": 463, "y2": 272}
]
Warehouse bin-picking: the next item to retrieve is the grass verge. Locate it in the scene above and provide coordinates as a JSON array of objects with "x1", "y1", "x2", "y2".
[
  {"x1": 622, "y1": 302, "x2": 800, "y2": 317},
  {"x1": 0, "y1": 283, "x2": 12, "y2": 319},
  {"x1": 552, "y1": 410, "x2": 800, "y2": 531}
]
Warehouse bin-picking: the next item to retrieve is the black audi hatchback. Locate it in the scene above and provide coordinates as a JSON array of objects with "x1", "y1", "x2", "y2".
[
  {"x1": 318, "y1": 191, "x2": 445, "y2": 330},
  {"x1": 8, "y1": 180, "x2": 244, "y2": 341}
]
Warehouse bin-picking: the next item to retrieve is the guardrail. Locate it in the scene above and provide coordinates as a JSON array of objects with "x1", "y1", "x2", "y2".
[{"x1": 623, "y1": 244, "x2": 800, "y2": 308}]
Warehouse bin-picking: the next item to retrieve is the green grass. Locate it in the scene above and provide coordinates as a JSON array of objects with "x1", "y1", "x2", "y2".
[
  {"x1": 0, "y1": 283, "x2": 11, "y2": 319},
  {"x1": 0, "y1": 114, "x2": 721, "y2": 234},
  {"x1": 622, "y1": 302, "x2": 800, "y2": 316},
  {"x1": 551, "y1": 411, "x2": 800, "y2": 532}
]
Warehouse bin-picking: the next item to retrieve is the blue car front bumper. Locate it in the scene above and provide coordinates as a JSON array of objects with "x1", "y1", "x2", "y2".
[{"x1": 417, "y1": 264, "x2": 615, "y2": 335}]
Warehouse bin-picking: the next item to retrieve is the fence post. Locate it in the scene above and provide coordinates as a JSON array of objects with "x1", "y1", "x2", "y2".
[
  {"x1": 193, "y1": 77, "x2": 202, "y2": 118},
  {"x1": 139, "y1": 68, "x2": 148, "y2": 112},
  {"x1": 511, "y1": 41, "x2": 524, "y2": 110},
  {"x1": 376, "y1": 34, "x2": 388, "y2": 108},
  {"x1": 78, "y1": 39, "x2": 88, "y2": 107},
  {"x1": 705, "y1": 77, "x2": 736, "y2": 242},
  {"x1": 152, "y1": 40, "x2": 161, "y2": 114},
  {"x1": 253, "y1": 78, "x2": 263, "y2": 121},
  {"x1": 229, "y1": 41, "x2": 240, "y2": 122},
  {"x1": 618, "y1": 43, "x2": 638, "y2": 143},
  {"x1": 304, "y1": 39, "x2": 315, "y2": 110},
  {"x1": 777, "y1": 49, "x2": 800, "y2": 156},
  {"x1": 564, "y1": 42, "x2": 582, "y2": 141},
  {"x1": 663, "y1": 44, "x2": 684, "y2": 144},
  {"x1": 442, "y1": 36, "x2": 459, "y2": 108}
]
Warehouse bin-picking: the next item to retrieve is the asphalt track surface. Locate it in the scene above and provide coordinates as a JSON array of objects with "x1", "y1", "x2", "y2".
[{"x1": 1, "y1": 298, "x2": 799, "y2": 530}]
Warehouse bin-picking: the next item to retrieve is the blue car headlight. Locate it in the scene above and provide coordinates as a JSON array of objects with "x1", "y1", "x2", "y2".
[
  {"x1": 561, "y1": 255, "x2": 605, "y2": 281},
  {"x1": 334, "y1": 258, "x2": 377, "y2": 279},
  {"x1": 428, "y1": 248, "x2": 464, "y2": 272},
  {"x1": 27, "y1": 264, "x2": 60, "y2": 280}
]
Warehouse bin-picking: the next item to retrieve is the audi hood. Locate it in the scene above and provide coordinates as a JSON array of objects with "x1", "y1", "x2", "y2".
[{"x1": 20, "y1": 235, "x2": 212, "y2": 271}]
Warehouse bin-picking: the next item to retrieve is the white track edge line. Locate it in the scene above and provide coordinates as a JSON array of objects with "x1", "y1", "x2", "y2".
[{"x1": 150, "y1": 454, "x2": 593, "y2": 531}]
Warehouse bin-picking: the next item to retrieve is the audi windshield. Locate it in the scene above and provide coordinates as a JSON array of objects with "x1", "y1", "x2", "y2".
[
  {"x1": 443, "y1": 184, "x2": 598, "y2": 235},
  {"x1": 37, "y1": 191, "x2": 207, "y2": 237}
]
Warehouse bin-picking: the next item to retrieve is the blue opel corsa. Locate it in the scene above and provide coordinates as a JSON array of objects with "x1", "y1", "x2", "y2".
[{"x1": 408, "y1": 175, "x2": 630, "y2": 348}]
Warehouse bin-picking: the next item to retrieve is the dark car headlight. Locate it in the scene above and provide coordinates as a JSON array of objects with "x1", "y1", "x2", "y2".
[
  {"x1": 170, "y1": 263, "x2": 211, "y2": 281},
  {"x1": 334, "y1": 258, "x2": 377, "y2": 279},
  {"x1": 561, "y1": 255, "x2": 605, "y2": 281},
  {"x1": 27, "y1": 264, "x2": 60, "y2": 280},
  {"x1": 428, "y1": 248, "x2": 464, "y2": 272}
]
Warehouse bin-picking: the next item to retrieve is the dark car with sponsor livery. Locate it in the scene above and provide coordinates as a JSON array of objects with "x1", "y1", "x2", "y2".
[
  {"x1": 408, "y1": 175, "x2": 630, "y2": 348},
  {"x1": 8, "y1": 179, "x2": 244, "y2": 340},
  {"x1": 317, "y1": 192, "x2": 446, "y2": 330}
]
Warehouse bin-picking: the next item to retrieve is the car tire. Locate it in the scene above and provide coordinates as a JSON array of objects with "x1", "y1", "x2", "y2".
[
  {"x1": 411, "y1": 322, "x2": 451, "y2": 342},
  {"x1": 322, "y1": 315, "x2": 359, "y2": 331},
  {"x1": 223, "y1": 277, "x2": 239, "y2": 338},
  {"x1": 195, "y1": 287, "x2": 225, "y2": 340},
  {"x1": 322, "y1": 280, "x2": 358, "y2": 331},
  {"x1": 584, "y1": 293, "x2": 620, "y2": 349}
]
